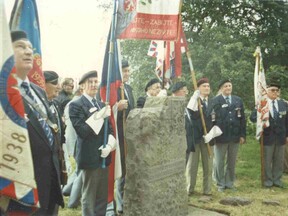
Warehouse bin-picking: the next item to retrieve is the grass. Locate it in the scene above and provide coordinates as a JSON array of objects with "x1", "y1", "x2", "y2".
[
  {"x1": 59, "y1": 135, "x2": 288, "y2": 215},
  {"x1": 189, "y1": 136, "x2": 288, "y2": 216}
]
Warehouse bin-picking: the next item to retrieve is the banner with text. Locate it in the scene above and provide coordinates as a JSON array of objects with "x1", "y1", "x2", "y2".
[{"x1": 116, "y1": 0, "x2": 182, "y2": 40}]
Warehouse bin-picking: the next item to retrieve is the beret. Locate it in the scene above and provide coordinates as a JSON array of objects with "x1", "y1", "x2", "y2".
[
  {"x1": 122, "y1": 59, "x2": 129, "y2": 68},
  {"x1": 218, "y1": 79, "x2": 232, "y2": 89},
  {"x1": 267, "y1": 79, "x2": 281, "y2": 89},
  {"x1": 145, "y1": 78, "x2": 161, "y2": 92},
  {"x1": 11, "y1": 30, "x2": 28, "y2": 42},
  {"x1": 44, "y1": 71, "x2": 59, "y2": 83},
  {"x1": 197, "y1": 77, "x2": 209, "y2": 87},
  {"x1": 79, "y1": 70, "x2": 98, "y2": 85},
  {"x1": 171, "y1": 81, "x2": 186, "y2": 93}
]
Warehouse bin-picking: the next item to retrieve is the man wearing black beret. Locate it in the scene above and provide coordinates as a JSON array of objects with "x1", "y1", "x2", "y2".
[
  {"x1": 136, "y1": 78, "x2": 161, "y2": 108},
  {"x1": 69, "y1": 70, "x2": 116, "y2": 215},
  {"x1": 44, "y1": 70, "x2": 67, "y2": 186},
  {"x1": 171, "y1": 81, "x2": 188, "y2": 96},
  {"x1": 208, "y1": 79, "x2": 246, "y2": 192},
  {"x1": 250, "y1": 81, "x2": 288, "y2": 188},
  {"x1": 7, "y1": 31, "x2": 64, "y2": 215}
]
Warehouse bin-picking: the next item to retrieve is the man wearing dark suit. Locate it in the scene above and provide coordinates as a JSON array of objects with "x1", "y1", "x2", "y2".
[
  {"x1": 136, "y1": 78, "x2": 161, "y2": 108},
  {"x1": 184, "y1": 78, "x2": 214, "y2": 196},
  {"x1": 44, "y1": 70, "x2": 67, "y2": 186},
  {"x1": 115, "y1": 60, "x2": 135, "y2": 214},
  {"x1": 209, "y1": 79, "x2": 246, "y2": 192},
  {"x1": 69, "y1": 70, "x2": 116, "y2": 216},
  {"x1": 250, "y1": 82, "x2": 288, "y2": 188},
  {"x1": 9, "y1": 31, "x2": 64, "y2": 215}
]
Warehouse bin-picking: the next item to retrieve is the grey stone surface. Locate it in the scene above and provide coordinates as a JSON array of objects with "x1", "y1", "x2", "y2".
[
  {"x1": 123, "y1": 96, "x2": 187, "y2": 216},
  {"x1": 219, "y1": 197, "x2": 252, "y2": 206},
  {"x1": 262, "y1": 200, "x2": 281, "y2": 206}
]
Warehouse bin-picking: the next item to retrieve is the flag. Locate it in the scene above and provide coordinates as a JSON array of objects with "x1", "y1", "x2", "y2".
[
  {"x1": 10, "y1": 0, "x2": 45, "y2": 88},
  {"x1": 116, "y1": 0, "x2": 182, "y2": 40},
  {"x1": 254, "y1": 47, "x2": 269, "y2": 140},
  {"x1": 147, "y1": 24, "x2": 188, "y2": 79},
  {"x1": 0, "y1": 0, "x2": 39, "y2": 215},
  {"x1": 100, "y1": 28, "x2": 122, "y2": 204}
]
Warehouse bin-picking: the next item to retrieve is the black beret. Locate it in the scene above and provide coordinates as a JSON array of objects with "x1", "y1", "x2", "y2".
[
  {"x1": 197, "y1": 77, "x2": 209, "y2": 87},
  {"x1": 44, "y1": 71, "x2": 59, "y2": 83},
  {"x1": 218, "y1": 79, "x2": 232, "y2": 90},
  {"x1": 11, "y1": 30, "x2": 28, "y2": 42},
  {"x1": 171, "y1": 81, "x2": 186, "y2": 93},
  {"x1": 267, "y1": 80, "x2": 281, "y2": 89},
  {"x1": 79, "y1": 70, "x2": 98, "y2": 85},
  {"x1": 145, "y1": 78, "x2": 161, "y2": 92},
  {"x1": 122, "y1": 59, "x2": 129, "y2": 68}
]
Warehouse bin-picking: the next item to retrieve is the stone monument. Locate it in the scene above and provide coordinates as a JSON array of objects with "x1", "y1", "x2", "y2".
[{"x1": 124, "y1": 96, "x2": 188, "y2": 216}]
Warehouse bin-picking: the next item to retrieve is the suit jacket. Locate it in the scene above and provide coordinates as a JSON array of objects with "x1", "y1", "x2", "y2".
[
  {"x1": 250, "y1": 99, "x2": 288, "y2": 145},
  {"x1": 117, "y1": 84, "x2": 134, "y2": 175},
  {"x1": 185, "y1": 98, "x2": 213, "y2": 151},
  {"x1": 69, "y1": 95, "x2": 113, "y2": 169},
  {"x1": 23, "y1": 83, "x2": 64, "y2": 209},
  {"x1": 208, "y1": 94, "x2": 246, "y2": 144},
  {"x1": 136, "y1": 95, "x2": 147, "y2": 108}
]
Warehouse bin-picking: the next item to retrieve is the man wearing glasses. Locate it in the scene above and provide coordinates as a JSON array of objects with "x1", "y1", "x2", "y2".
[
  {"x1": 55, "y1": 77, "x2": 74, "y2": 115},
  {"x1": 250, "y1": 81, "x2": 288, "y2": 188},
  {"x1": 136, "y1": 78, "x2": 161, "y2": 108}
]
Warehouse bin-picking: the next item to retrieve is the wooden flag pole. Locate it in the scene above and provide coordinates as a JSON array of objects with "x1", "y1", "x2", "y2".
[
  {"x1": 254, "y1": 48, "x2": 265, "y2": 186},
  {"x1": 120, "y1": 85, "x2": 128, "y2": 157}
]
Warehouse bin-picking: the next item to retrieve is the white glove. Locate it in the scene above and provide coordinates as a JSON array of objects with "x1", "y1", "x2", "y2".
[
  {"x1": 118, "y1": 100, "x2": 128, "y2": 111},
  {"x1": 203, "y1": 125, "x2": 223, "y2": 143},
  {"x1": 187, "y1": 90, "x2": 200, "y2": 111},
  {"x1": 98, "y1": 135, "x2": 116, "y2": 158},
  {"x1": 93, "y1": 105, "x2": 111, "y2": 120},
  {"x1": 99, "y1": 145, "x2": 112, "y2": 158}
]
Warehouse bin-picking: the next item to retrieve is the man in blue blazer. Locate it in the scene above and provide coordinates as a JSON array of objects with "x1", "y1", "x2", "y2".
[
  {"x1": 8, "y1": 31, "x2": 64, "y2": 215},
  {"x1": 208, "y1": 79, "x2": 246, "y2": 192},
  {"x1": 250, "y1": 82, "x2": 288, "y2": 188},
  {"x1": 69, "y1": 70, "x2": 116, "y2": 216}
]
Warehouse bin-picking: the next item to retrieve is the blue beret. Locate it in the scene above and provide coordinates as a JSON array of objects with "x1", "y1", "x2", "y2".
[
  {"x1": 171, "y1": 81, "x2": 186, "y2": 93},
  {"x1": 11, "y1": 30, "x2": 28, "y2": 42}
]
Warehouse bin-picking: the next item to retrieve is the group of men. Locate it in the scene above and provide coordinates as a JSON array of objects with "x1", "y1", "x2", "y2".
[{"x1": 2, "y1": 29, "x2": 288, "y2": 216}]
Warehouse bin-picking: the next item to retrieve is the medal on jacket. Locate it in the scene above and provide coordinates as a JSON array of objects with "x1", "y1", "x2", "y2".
[
  {"x1": 211, "y1": 109, "x2": 216, "y2": 122},
  {"x1": 236, "y1": 108, "x2": 241, "y2": 118}
]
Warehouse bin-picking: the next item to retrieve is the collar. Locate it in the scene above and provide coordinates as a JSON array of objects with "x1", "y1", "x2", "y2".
[
  {"x1": 83, "y1": 93, "x2": 96, "y2": 103},
  {"x1": 16, "y1": 76, "x2": 30, "y2": 88}
]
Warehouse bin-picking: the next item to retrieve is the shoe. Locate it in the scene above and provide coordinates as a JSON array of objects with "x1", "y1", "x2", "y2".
[
  {"x1": 273, "y1": 183, "x2": 284, "y2": 188},
  {"x1": 117, "y1": 211, "x2": 124, "y2": 215}
]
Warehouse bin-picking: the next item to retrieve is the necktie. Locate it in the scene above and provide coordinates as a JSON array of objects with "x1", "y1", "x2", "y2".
[
  {"x1": 203, "y1": 98, "x2": 207, "y2": 109},
  {"x1": 272, "y1": 100, "x2": 278, "y2": 119},
  {"x1": 92, "y1": 98, "x2": 100, "y2": 109},
  {"x1": 21, "y1": 82, "x2": 54, "y2": 146},
  {"x1": 225, "y1": 97, "x2": 230, "y2": 106}
]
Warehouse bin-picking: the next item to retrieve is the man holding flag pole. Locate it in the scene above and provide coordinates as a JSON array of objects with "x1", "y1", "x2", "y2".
[{"x1": 250, "y1": 47, "x2": 288, "y2": 188}]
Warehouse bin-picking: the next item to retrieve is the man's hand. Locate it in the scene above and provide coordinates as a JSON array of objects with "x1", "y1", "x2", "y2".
[
  {"x1": 239, "y1": 137, "x2": 246, "y2": 144},
  {"x1": 117, "y1": 100, "x2": 128, "y2": 111},
  {"x1": 98, "y1": 145, "x2": 112, "y2": 158},
  {"x1": 285, "y1": 137, "x2": 288, "y2": 145}
]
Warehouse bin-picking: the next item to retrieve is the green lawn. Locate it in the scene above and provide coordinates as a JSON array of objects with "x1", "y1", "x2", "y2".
[{"x1": 59, "y1": 136, "x2": 288, "y2": 216}]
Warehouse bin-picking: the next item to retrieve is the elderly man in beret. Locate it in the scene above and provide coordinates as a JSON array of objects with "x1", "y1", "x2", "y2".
[
  {"x1": 208, "y1": 79, "x2": 246, "y2": 192},
  {"x1": 69, "y1": 70, "x2": 116, "y2": 216},
  {"x1": 136, "y1": 78, "x2": 162, "y2": 108},
  {"x1": 171, "y1": 81, "x2": 189, "y2": 97},
  {"x1": 250, "y1": 82, "x2": 288, "y2": 188},
  {"x1": 44, "y1": 71, "x2": 67, "y2": 186},
  {"x1": 7, "y1": 31, "x2": 64, "y2": 215},
  {"x1": 185, "y1": 78, "x2": 214, "y2": 196}
]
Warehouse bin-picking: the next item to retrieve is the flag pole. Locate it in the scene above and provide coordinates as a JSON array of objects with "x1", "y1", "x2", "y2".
[
  {"x1": 254, "y1": 48, "x2": 265, "y2": 186},
  {"x1": 102, "y1": 0, "x2": 118, "y2": 168}
]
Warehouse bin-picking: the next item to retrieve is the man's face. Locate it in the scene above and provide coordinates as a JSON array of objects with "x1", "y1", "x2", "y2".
[
  {"x1": 12, "y1": 39, "x2": 33, "y2": 75},
  {"x1": 83, "y1": 77, "x2": 98, "y2": 97},
  {"x1": 148, "y1": 82, "x2": 161, "y2": 96},
  {"x1": 45, "y1": 80, "x2": 61, "y2": 100},
  {"x1": 198, "y1": 83, "x2": 210, "y2": 97},
  {"x1": 267, "y1": 87, "x2": 279, "y2": 100},
  {"x1": 122, "y1": 66, "x2": 130, "y2": 83},
  {"x1": 221, "y1": 82, "x2": 232, "y2": 96},
  {"x1": 173, "y1": 86, "x2": 188, "y2": 97},
  {"x1": 63, "y1": 80, "x2": 74, "y2": 94}
]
